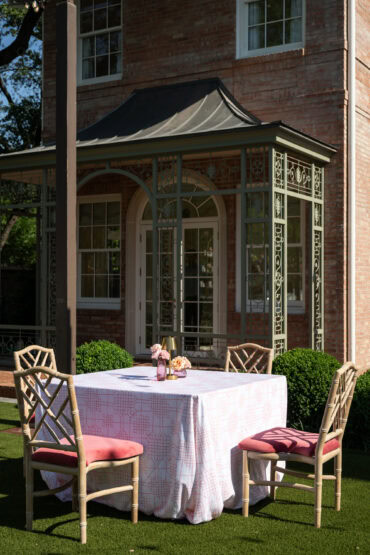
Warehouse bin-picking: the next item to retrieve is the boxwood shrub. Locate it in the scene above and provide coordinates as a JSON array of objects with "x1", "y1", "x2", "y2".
[
  {"x1": 345, "y1": 370, "x2": 370, "y2": 452},
  {"x1": 76, "y1": 340, "x2": 133, "y2": 374},
  {"x1": 272, "y1": 348, "x2": 341, "y2": 431}
]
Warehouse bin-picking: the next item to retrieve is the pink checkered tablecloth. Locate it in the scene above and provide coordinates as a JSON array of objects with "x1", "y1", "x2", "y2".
[{"x1": 39, "y1": 367, "x2": 287, "y2": 524}]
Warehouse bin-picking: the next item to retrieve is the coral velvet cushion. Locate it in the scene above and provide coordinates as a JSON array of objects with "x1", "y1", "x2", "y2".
[
  {"x1": 32, "y1": 435, "x2": 143, "y2": 467},
  {"x1": 238, "y1": 427, "x2": 340, "y2": 457}
]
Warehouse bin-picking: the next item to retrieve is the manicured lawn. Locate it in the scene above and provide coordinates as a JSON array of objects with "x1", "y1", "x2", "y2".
[{"x1": 0, "y1": 401, "x2": 369, "y2": 554}]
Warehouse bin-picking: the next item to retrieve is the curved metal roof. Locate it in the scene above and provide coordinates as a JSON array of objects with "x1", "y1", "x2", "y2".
[{"x1": 76, "y1": 78, "x2": 261, "y2": 145}]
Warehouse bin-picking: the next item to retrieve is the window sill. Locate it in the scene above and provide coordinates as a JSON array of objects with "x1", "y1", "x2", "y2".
[
  {"x1": 77, "y1": 301, "x2": 121, "y2": 310},
  {"x1": 235, "y1": 47, "x2": 305, "y2": 66}
]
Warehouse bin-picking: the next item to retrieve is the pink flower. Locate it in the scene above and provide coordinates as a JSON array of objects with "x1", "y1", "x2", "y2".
[
  {"x1": 152, "y1": 349, "x2": 170, "y2": 361},
  {"x1": 151, "y1": 343, "x2": 162, "y2": 354},
  {"x1": 171, "y1": 356, "x2": 192, "y2": 370}
]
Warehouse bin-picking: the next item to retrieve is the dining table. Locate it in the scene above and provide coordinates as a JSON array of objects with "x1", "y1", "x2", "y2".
[{"x1": 39, "y1": 366, "x2": 287, "y2": 524}]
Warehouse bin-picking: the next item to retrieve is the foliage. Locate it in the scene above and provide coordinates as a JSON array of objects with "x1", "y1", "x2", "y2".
[
  {"x1": 76, "y1": 340, "x2": 134, "y2": 374},
  {"x1": 345, "y1": 370, "x2": 370, "y2": 452},
  {"x1": 1, "y1": 213, "x2": 36, "y2": 267},
  {"x1": 272, "y1": 348, "x2": 341, "y2": 430},
  {"x1": 0, "y1": 3, "x2": 42, "y2": 153}
]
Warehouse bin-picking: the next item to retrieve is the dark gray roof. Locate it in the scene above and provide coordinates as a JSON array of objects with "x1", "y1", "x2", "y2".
[{"x1": 77, "y1": 78, "x2": 261, "y2": 144}]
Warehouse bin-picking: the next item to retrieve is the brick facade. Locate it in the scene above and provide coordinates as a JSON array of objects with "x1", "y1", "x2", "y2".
[{"x1": 42, "y1": 0, "x2": 369, "y2": 364}]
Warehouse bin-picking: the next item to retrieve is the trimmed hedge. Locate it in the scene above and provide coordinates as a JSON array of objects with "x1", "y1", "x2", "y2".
[
  {"x1": 272, "y1": 348, "x2": 341, "y2": 431},
  {"x1": 76, "y1": 340, "x2": 133, "y2": 374},
  {"x1": 345, "y1": 371, "x2": 370, "y2": 452},
  {"x1": 273, "y1": 348, "x2": 370, "y2": 452}
]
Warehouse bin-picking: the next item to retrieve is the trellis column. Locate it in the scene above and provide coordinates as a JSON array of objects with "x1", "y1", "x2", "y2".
[
  {"x1": 310, "y1": 165, "x2": 324, "y2": 350},
  {"x1": 269, "y1": 148, "x2": 288, "y2": 355}
]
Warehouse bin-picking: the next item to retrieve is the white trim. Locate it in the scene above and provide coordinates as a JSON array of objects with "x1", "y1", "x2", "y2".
[
  {"x1": 348, "y1": 0, "x2": 356, "y2": 362},
  {"x1": 76, "y1": 0, "x2": 123, "y2": 87},
  {"x1": 236, "y1": 0, "x2": 305, "y2": 60},
  {"x1": 77, "y1": 194, "x2": 121, "y2": 310},
  {"x1": 125, "y1": 169, "x2": 227, "y2": 357}
]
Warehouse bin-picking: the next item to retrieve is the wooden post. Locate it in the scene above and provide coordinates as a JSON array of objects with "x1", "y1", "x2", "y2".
[{"x1": 56, "y1": 0, "x2": 77, "y2": 374}]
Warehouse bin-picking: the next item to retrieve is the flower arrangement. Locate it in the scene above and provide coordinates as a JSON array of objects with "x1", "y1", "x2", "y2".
[
  {"x1": 171, "y1": 356, "x2": 192, "y2": 371},
  {"x1": 151, "y1": 344, "x2": 170, "y2": 361}
]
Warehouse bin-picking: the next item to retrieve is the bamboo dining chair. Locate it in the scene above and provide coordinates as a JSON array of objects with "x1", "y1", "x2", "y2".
[
  {"x1": 14, "y1": 365, "x2": 143, "y2": 544},
  {"x1": 238, "y1": 362, "x2": 358, "y2": 528},
  {"x1": 224, "y1": 343, "x2": 273, "y2": 374},
  {"x1": 14, "y1": 345, "x2": 58, "y2": 474}
]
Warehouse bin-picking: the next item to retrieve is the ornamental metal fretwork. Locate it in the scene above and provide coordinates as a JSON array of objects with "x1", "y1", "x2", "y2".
[
  {"x1": 270, "y1": 149, "x2": 325, "y2": 355},
  {"x1": 0, "y1": 169, "x2": 56, "y2": 358},
  {"x1": 311, "y1": 189, "x2": 324, "y2": 350}
]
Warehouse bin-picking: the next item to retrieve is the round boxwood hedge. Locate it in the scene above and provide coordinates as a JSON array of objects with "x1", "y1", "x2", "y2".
[
  {"x1": 76, "y1": 340, "x2": 133, "y2": 374},
  {"x1": 272, "y1": 348, "x2": 341, "y2": 431},
  {"x1": 345, "y1": 370, "x2": 370, "y2": 452}
]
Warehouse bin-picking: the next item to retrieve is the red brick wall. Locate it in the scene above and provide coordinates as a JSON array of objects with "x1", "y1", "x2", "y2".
[
  {"x1": 41, "y1": 0, "x2": 367, "y2": 363},
  {"x1": 76, "y1": 172, "x2": 137, "y2": 349}
]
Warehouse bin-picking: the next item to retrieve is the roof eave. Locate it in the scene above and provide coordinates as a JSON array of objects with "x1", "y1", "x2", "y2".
[{"x1": 0, "y1": 123, "x2": 336, "y2": 173}]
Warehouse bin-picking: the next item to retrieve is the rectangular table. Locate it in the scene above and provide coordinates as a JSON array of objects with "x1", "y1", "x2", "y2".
[{"x1": 40, "y1": 367, "x2": 287, "y2": 524}]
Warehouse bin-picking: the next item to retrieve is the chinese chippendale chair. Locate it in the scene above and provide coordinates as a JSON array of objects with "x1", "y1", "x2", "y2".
[
  {"x1": 238, "y1": 362, "x2": 358, "y2": 528},
  {"x1": 14, "y1": 345, "x2": 58, "y2": 474},
  {"x1": 14, "y1": 365, "x2": 143, "y2": 544},
  {"x1": 224, "y1": 343, "x2": 273, "y2": 374}
]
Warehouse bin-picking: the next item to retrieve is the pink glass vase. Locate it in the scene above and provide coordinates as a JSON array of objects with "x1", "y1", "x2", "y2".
[
  {"x1": 156, "y1": 357, "x2": 167, "y2": 381},
  {"x1": 173, "y1": 368, "x2": 187, "y2": 378}
]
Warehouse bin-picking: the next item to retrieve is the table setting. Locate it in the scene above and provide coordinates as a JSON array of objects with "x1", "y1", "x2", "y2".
[{"x1": 36, "y1": 345, "x2": 287, "y2": 524}]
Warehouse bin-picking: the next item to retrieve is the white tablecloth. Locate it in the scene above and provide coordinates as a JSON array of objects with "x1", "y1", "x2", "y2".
[{"x1": 40, "y1": 367, "x2": 287, "y2": 524}]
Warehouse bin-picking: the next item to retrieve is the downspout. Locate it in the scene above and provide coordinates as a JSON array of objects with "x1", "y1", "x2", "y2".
[{"x1": 348, "y1": 0, "x2": 356, "y2": 362}]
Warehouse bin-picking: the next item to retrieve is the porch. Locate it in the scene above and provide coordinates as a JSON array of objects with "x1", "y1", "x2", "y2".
[{"x1": 0, "y1": 79, "x2": 335, "y2": 366}]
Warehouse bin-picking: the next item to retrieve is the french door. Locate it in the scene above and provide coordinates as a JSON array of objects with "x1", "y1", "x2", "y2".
[{"x1": 138, "y1": 221, "x2": 218, "y2": 355}]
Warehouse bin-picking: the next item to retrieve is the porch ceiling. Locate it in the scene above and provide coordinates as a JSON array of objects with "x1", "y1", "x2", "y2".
[{"x1": 0, "y1": 78, "x2": 336, "y2": 172}]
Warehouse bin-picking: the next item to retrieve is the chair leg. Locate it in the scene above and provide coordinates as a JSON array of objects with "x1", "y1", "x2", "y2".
[
  {"x1": 79, "y1": 470, "x2": 87, "y2": 544},
  {"x1": 132, "y1": 457, "x2": 139, "y2": 524},
  {"x1": 270, "y1": 461, "x2": 277, "y2": 500},
  {"x1": 25, "y1": 458, "x2": 34, "y2": 531},
  {"x1": 334, "y1": 450, "x2": 342, "y2": 511},
  {"x1": 314, "y1": 460, "x2": 323, "y2": 529},
  {"x1": 72, "y1": 476, "x2": 79, "y2": 512},
  {"x1": 242, "y1": 451, "x2": 250, "y2": 517}
]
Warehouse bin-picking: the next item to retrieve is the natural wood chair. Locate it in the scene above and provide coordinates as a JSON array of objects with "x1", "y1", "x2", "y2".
[
  {"x1": 238, "y1": 362, "x2": 358, "y2": 528},
  {"x1": 14, "y1": 344, "x2": 57, "y2": 373},
  {"x1": 14, "y1": 345, "x2": 58, "y2": 475},
  {"x1": 14, "y1": 365, "x2": 143, "y2": 544},
  {"x1": 224, "y1": 343, "x2": 273, "y2": 374}
]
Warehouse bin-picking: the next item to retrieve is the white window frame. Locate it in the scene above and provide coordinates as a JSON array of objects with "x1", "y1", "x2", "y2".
[
  {"x1": 77, "y1": 0, "x2": 123, "y2": 86},
  {"x1": 77, "y1": 194, "x2": 121, "y2": 310},
  {"x1": 236, "y1": 0, "x2": 305, "y2": 60},
  {"x1": 235, "y1": 194, "x2": 305, "y2": 314}
]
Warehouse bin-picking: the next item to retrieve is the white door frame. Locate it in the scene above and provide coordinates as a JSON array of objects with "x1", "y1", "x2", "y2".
[{"x1": 137, "y1": 218, "x2": 219, "y2": 354}]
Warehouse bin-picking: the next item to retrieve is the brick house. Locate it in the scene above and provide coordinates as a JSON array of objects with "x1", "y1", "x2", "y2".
[{"x1": 0, "y1": 0, "x2": 369, "y2": 366}]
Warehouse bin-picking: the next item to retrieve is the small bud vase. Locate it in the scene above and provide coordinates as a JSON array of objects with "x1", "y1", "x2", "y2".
[{"x1": 156, "y1": 357, "x2": 167, "y2": 381}]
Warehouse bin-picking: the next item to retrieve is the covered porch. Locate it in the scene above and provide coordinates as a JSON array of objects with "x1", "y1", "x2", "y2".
[{"x1": 0, "y1": 79, "x2": 335, "y2": 365}]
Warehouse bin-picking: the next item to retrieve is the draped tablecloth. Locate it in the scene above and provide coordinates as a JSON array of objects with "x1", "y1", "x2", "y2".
[{"x1": 39, "y1": 367, "x2": 287, "y2": 524}]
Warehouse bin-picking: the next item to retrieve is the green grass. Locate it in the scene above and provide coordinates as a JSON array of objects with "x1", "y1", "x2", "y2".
[{"x1": 0, "y1": 402, "x2": 369, "y2": 554}]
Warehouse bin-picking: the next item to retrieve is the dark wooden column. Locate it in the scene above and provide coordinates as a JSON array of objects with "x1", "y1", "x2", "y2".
[{"x1": 55, "y1": 0, "x2": 77, "y2": 373}]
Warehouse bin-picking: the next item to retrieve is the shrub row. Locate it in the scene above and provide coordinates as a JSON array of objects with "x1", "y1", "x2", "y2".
[{"x1": 273, "y1": 348, "x2": 370, "y2": 452}]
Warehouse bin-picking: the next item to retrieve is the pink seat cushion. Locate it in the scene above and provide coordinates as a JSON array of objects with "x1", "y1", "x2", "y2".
[
  {"x1": 238, "y1": 427, "x2": 340, "y2": 457},
  {"x1": 32, "y1": 435, "x2": 143, "y2": 467}
]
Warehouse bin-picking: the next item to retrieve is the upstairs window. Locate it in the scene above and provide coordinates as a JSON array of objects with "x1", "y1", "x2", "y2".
[
  {"x1": 236, "y1": 0, "x2": 304, "y2": 59},
  {"x1": 78, "y1": 0, "x2": 122, "y2": 85}
]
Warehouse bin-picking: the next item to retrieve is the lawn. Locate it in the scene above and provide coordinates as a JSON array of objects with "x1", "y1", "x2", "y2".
[{"x1": 0, "y1": 401, "x2": 369, "y2": 554}]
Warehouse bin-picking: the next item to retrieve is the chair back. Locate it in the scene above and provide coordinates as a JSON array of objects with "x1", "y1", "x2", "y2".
[
  {"x1": 225, "y1": 343, "x2": 273, "y2": 374},
  {"x1": 317, "y1": 362, "x2": 358, "y2": 455},
  {"x1": 13, "y1": 365, "x2": 85, "y2": 464},
  {"x1": 14, "y1": 344, "x2": 57, "y2": 372}
]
